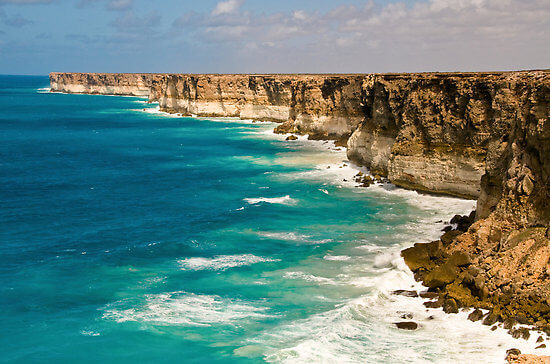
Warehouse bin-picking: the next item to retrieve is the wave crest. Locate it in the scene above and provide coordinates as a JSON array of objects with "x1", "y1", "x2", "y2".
[
  {"x1": 103, "y1": 291, "x2": 271, "y2": 327},
  {"x1": 178, "y1": 254, "x2": 280, "y2": 271},
  {"x1": 244, "y1": 195, "x2": 297, "y2": 205}
]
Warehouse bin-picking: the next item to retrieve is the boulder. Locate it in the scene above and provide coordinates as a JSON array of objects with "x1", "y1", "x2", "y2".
[
  {"x1": 456, "y1": 216, "x2": 473, "y2": 231},
  {"x1": 392, "y1": 290, "x2": 419, "y2": 298},
  {"x1": 419, "y1": 291, "x2": 439, "y2": 299},
  {"x1": 394, "y1": 322, "x2": 418, "y2": 330},
  {"x1": 443, "y1": 298, "x2": 459, "y2": 314},
  {"x1": 285, "y1": 135, "x2": 298, "y2": 141},
  {"x1": 503, "y1": 318, "x2": 518, "y2": 330},
  {"x1": 447, "y1": 251, "x2": 472, "y2": 267},
  {"x1": 509, "y1": 327, "x2": 531, "y2": 340},
  {"x1": 450, "y1": 215, "x2": 462, "y2": 224},
  {"x1": 424, "y1": 264, "x2": 459, "y2": 289},
  {"x1": 506, "y1": 348, "x2": 522, "y2": 360},
  {"x1": 441, "y1": 230, "x2": 462, "y2": 244},
  {"x1": 401, "y1": 245, "x2": 431, "y2": 272},
  {"x1": 468, "y1": 309, "x2": 484, "y2": 322},
  {"x1": 424, "y1": 300, "x2": 443, "y2": 309},
  {"x1": 483, "y1": 311, "x2": 500, "y2": 326}
]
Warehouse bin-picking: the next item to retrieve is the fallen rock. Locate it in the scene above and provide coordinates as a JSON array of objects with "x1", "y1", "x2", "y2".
[
  {"x1": 483, "y1": 311, "x2": 500, "y2": 326},
  {"x1": 447, "y1": 251, "x2": 472, "y2": 267},
  {"x1": 424, "y1": 264, "x2": 459, "y2": 289},
  {"x1": 468, "y1": 309, "x2": 484, "y2": 322},
  {"x1": 285, "y1": 135, "x2": 298, "y2": 141},
  {"x1": 443, "y1": 298, "x2": 459, "y2": 314},
  {"x1": 510, "y1": 327, "x2": 531, "y2": 340},
  {"x1": 504, "y1": 318, "x2": 518, "y2": 330},
  {"x1": 456, "y1": 216, "x2": 473, "y2": 231},
  {"x1": 507, "y1": 349, "x2": 522, "y2": 357},
  {"x1": 450, "y1": 215, "x2": 462, "y2": 224},
  {"x1": 394, "y1": 322, "x2": 418, "y2": 330},
  {"x1": 441, "y1": 230, "x2": 462, "y2": 244},
  {"x1": 419, "y1": 291, "x2": 439, "y2": 299},
  {"x1": 392, "y1": 290, "x2": 419, "y2": 298},
  {"x1": 424, "y1": 300, "x2": 442, "y2": 309},
  {"x1": 536, "y1": 344, "x2": 547, "y2": 349}
]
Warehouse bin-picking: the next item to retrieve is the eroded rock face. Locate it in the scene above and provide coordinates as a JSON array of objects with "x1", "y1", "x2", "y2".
[
  {"x1": 349, "y1": 72, "x2": 549, "y2": 199},
  {"x1": 398, "y1": 71, "x2": 550, "y2": 336},
  {"x1": 49, "y1": 72, "x2": 161, "y2": 97},
  {"x1": 154, "y1": 74, "x2": 365, "y2": 140}
]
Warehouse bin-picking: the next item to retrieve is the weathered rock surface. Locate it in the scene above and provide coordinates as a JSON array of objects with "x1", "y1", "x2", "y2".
[
  {"x1": 507, "y1": 353, "x2": 550, "y2": 364},
  {"x1": 49, "y1": 72, "x2": 160, "y2": 97},
  {"x1": 394, "y1": 321, "x2": 418, "y2": 330}
]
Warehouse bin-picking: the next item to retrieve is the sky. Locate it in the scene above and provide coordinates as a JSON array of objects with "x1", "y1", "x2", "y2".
[{"x1": 0, "y1": 0, "x2": 548, "y2": 75}]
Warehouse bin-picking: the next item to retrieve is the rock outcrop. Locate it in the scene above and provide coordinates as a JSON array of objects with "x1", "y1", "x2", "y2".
[{"x1": 399, "y1": 71, "x2": 550, "y2": 337}]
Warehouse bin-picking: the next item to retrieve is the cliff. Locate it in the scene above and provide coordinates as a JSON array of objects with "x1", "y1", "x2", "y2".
[
  {"x1": 49, "y1": 72, "x2": 161, "y2": 97},
  {"x1": 51, "y1": 71, "x2": 548, "y2": 200},
  {"x1": 50, "y1": 71, "x2": 550, "y2": 341},
  {"x1": 401, "y1": 71, "x2": 550, "y2": 333}
]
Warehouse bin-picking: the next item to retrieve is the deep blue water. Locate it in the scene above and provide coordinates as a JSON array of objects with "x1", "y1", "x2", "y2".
[{"x1": 3, "y1": 75, "x2": 524, "y2": 363}]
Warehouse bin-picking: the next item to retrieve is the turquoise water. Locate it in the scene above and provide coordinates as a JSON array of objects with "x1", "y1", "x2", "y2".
[{"x1": 3, "y1": 76, "x2": 533, "y2": 363}]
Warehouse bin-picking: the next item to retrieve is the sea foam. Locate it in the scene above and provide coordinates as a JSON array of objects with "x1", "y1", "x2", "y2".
[
  {"x1": 103, "y1": 292, "x2": 272, "y2": 327},
  {"x1": 178, "y1": 254, "x2": 279, "y2": 271},
  {"x1": 244, "y1": 195, "x2": 297, "y2": 206}
]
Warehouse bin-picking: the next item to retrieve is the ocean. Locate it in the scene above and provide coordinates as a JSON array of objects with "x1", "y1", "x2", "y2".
[{"x1": 0, "y1": 75, "x2": 538, "y2": 363}]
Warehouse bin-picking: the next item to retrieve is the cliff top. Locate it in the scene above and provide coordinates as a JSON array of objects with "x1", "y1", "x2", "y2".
[{"x1": 49, "y1": 70, "x2": 550, "y2": 78}]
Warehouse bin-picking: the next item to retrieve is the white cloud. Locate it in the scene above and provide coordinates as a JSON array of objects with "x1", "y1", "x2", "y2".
[
  {"x1": 211, "y1": 0, "x2": 244, "y2": 16},
  {"x1": 110, "y1": 10, "x2": 161, "y2": 32},
  {"x1": 173, "y1": 0, "x2": 550, "y2": 72}
]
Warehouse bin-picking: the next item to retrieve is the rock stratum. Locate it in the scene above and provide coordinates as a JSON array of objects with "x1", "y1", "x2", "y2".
[{"x1": 50, "y1": 71, "x2": 550, "y2": 350}]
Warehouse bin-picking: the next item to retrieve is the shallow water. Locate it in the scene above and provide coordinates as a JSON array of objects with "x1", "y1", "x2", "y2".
[{"x1": 1, "y1": 76, "x2": 545, "y2": 363}]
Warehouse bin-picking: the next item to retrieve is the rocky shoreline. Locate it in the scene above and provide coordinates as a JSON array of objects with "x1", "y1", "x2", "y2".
[{"x1": 50, "y1": 71, "x2": 550, "y2": 360}]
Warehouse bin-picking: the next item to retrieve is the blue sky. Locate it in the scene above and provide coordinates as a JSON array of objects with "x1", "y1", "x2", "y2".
[{"x1": 0, "y1": 0, "x2": 548, "y2": 75}]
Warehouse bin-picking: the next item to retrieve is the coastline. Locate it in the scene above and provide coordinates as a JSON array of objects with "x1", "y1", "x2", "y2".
[
  {"x1": 140, "y1": 100, "x2": 548, "y2": 361},
  {"x1": 48, "y1": 72, "x2": 550, "y2": 361}
]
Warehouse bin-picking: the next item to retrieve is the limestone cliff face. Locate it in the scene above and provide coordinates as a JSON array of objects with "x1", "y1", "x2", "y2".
[
  {"x1": 49, "y1": 72, "x2": 160, "y2": 97},
  {"x1": 154, "y1": 74, "x2": 365, "y2": 140},
  {"x1": 348, "y1": 72, "x2": 549, "y2": 199},
  {"x1": 400, "y1": 71, "x2": 550, "y2": 334}
]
